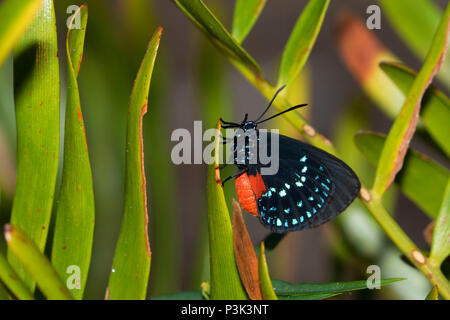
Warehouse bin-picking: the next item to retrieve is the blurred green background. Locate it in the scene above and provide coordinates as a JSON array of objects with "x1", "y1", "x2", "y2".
[{"x1": 0, "y1": 0, "x2": 448, "y2": 299}]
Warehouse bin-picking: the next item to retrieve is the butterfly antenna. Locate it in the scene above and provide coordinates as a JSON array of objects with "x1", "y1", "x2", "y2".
[
  {"x1": 254, "y1": 85, "x2": 287, "y2": 122},
  {"x1": 256, "y1": 104, "x2": 308, "y2": 124}
]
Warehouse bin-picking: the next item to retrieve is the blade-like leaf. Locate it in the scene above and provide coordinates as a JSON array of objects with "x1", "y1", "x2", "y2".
[
  {"x1": 380, "y1": 62, "x2": 450, "y2": 158},
  {"x1": 206, "y1": 121, "x2": 247, "y2": 300},
  {"x1": 0, "y1": 252, "x2": 34, "y2": 300},
  {"x1": 277, "y1": 0, "x2": 329, "y2": 87},
  {"x1": 335, "y1": 12, "x2": 405, "y2": 119},
  {"x1": 232, "y1": 199, "x2": 262, "y2": 300},
  {"x1": 4, "y1": 225, "x2": 73, "y2": 300},
  {"x1": 430, "y1": 178, "x2": 450, "y2": 266},
  {"x1": 0, "y1": 0, "x2": 42, "y2": 67},
  {"x1": 172, "y1": 0, "x2": 262, "y2": 76},
  {"x1": 379, "y1": 0, "x2": 450, "y2": 89},
  {"x1": 51, "y1": 5, "x2": 93, "y2": 300},
  {"x1": 231, "y1": 0, "x2": 266, "y2": 43},
  {"x1": 152, "y1": 291, "x2": 204, "y2": 300},
  {"x1": 107, "y1": 27, "x2": 162, "y2": 300},
  {"x1": 258, "y1": 242, "x2": 277, "y2": 300},
  {"x1": 272, "y1": 278, "x2": 404, "y2": 299},
  {"x1": 8, "y1": 0, "x2": 59, "y2": 291},
  {"x1": 372, "y1": 3, "x2": 450, "y2": 195},
  {"x1": 355, "y1": 131, "x2": 449, "y2": 219}
]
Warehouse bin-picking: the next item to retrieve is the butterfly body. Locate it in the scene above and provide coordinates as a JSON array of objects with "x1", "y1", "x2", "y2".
[{"x1": 220, "y1": 86, "x2": 360, "y2": 234}]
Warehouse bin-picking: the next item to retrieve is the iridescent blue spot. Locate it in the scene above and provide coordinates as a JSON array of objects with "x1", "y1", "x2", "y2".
[
  {"x1": 284, "y1": 208, "x2": 290, "y2": 214},
  {"x1": 301, "y1": 166, "x2": 308, "y2": 173},
  {"x1": 317, "y1": 203, "x2": 322, "y2": 208},
  {"x1": 276, "y1": 218, "x2": 282, "y2": 226},
  {"x1": 321, "y1": 183, "x2": 330, "y2": 191},
  {"x1": 301, "y1": 176, "x2": 306, "y2": 182},
  {"x1": 262, "y1": 206, "x2": 267, "y2": 211},
  {"x1": 284, "y1": 183, "x2": 291, "y2": 189},
  {"x1": 319, "y1": 196, "x2": 325, "y2": 203},
  {"x1": 312, "y1": 208, "x2": 317, "y2": 214},
  {"x1": 270, "y1": 187, "x2": 276, "y2": 192},
  {"x1": 314, "y1": 187, "x2": 319, "y2": 193},
  {"x1": 300, "y1": 155, "x2": 307, "y2": 162},
  {"x1": 315, "y1": 175, "x2": 319, "y2": 180},
  {"x1": 284, "y1": 221, "x2": 289, "y2": 227},
  {"x1": 319, "y1": 166, "x2": 324, "y2": 171},
  {"x1": 267, "y1": 190, "x2": 272, "y2": 197},
  {"x1": 322, "y1": 191, "x2": 328, "y2": 197},
  {"x1": 326, "y1": 178, "x2": 331, "y2": 183},
  {"x1": 295, "y1": 173, "x2": 301, "y2": 179},
  {"x1": 308, "y1": 196, "x2": 314, "y2": 201},
  {"x1": 292, "y1": 218, "x2": 299, "y2": 225},
  {"x1": 295, "y1": 181, "x2": 303, "y2": 187},
  {"x1": 260, "y1": 212, "x2": 265, "y2": 218},
  {"x1": 300, "y1": 216, "x2": 305, "y2": 223},
  {"x1": 267, "y1": 217, "x2": 271, "y2": 224},
  {"x1": 297, "y1": 201, "x2": 303, "y2": 208},
  {"x1": 270, "y1": 206, "x2": 277, "y2": 212},
  {"x1": 279, "y1": 189, "x2": 287, "y2": 197},
  {"x1": 306, "y1": 211, "x2": 312, "y2": 218}
]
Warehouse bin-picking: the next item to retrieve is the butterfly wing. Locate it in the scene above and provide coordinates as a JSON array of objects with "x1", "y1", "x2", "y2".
[{"x1": 255, "y1": 133, "x2": 360, "y2": 233}]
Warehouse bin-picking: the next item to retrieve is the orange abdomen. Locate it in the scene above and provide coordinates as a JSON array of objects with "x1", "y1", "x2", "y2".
[{"x1": 235, "y1": 173, "x2": 267, "y2": 217}]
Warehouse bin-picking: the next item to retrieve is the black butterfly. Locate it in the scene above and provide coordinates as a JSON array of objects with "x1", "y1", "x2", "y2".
[{"x1": 220, "y1": 86, "x2": 360, "y2": 233}]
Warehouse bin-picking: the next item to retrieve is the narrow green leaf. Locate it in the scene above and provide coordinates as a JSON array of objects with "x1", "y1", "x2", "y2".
[
  {"x1": 372, "y1": 3, "x2": 450, "y2": 196},
  {"x1": 277, "y1": 0, "x2": 329, "y2": 87},
  {"x1": 0, "y1": 0, "x2": 42, "y2": 68},
  {"x1": 355, "y1": 132, "x2": 449, "y2": 219},
  {"x1": 272, "y1": 278, "x2": 404, "y2": 299},
  {"x1": 8, "y1": 0, "x2": 60, "y2": 291},
  {"x1": 107, "y1": 27, "x2": 162, "y2": 300},
  {"x1": 51, "y1": 5, "x2": 93, "y2": 300},
  {"x1": 231, "y1": 0, "x2": 266, "y2": 43},
  {"x1": 335, "y1": 13, "x2": 404, "y2": 120},
  {"x1": 4, "y1": 225, "x2": 73, "y2": 300},
  {"x1": 430, "y1": 178, "x2": 450, "y2": 266},
  {"x1": 425, "y1": 285, "x2": 439, "y2": 300},
  {"x1": 206, "y1": 122, "x2": 247, "y2": 300},
  {"x1": 379, "y1": 0, "x2": 450, "y2": 89},
  {"x1": 380, "y1": 62, "x2": 450, "y2": 158},
  {"x1": 172, "y1": 0, "x2": 262, "y2": 76},
  {"x1": 258, "y1": 242, "x2": 277, "y2": 300},
  {"x1": 0, "y1": 252, "x2": 34, "y2": 300}
]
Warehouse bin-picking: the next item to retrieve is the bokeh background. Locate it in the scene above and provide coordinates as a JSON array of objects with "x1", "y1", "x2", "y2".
[{"x1": 0, "y1": 0, "x2": 448, "y2": 299}]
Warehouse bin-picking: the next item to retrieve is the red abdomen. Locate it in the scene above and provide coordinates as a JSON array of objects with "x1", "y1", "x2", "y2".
[{"x1": 235, "y1": 172, "x2": 267, "y2": 217}]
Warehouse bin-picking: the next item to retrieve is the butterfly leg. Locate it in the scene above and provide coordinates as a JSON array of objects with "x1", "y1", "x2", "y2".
[{"x1": 221, "y1": 167, "x2": 248, "y2": 186}]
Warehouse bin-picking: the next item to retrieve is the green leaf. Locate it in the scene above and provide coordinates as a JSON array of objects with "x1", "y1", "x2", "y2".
[
  {"x1": 335, "y1": 13, "x2": 404, "y2": 120},
  {"x1": 379, "y1": 0, "x2": 450, "y2": 89},
  {"x1": 8, "y1": 0, "x2": 60, "y2": 292},
  {"x1": 372, "y1": 3, "x2": 450, "y2": 196},
  {"x1": 206, "y1": 122, "x2": 247, "y2": 300},
  {"x1": 0, "y1": 0, "x2": 42, "y2": 68},
  {"x1": 430, "y1": 178, "x2": 450, "y2": 266},
  {"x1": 380, "y1": 62, "x2": 450, "y2": 158},
  {"x1": 272, "y1": 278, "x2": 404, "y2": 299},
  {"x1": 4, "y1": 225, "x2": 73, "y2": 300},
  {"x1": 355, "y1": 132, "x2": 449, "y2": 219},
  {"x1": 258, "y1": 242, "x2": 278, "y2": 300},
  {"x1": 425, "y1": 285, "x2": 439, "y2": 300},
  {"x1": 107, "y1": 27, "x2": 162, "y2": 300},
  {"x1": 51, "y1": 5, "x2": 93, "y2": 300},
  {"x1": 172, "y1": 0, "x2": 262, "y2": 76},
  {"x1": 277, "y1": 0, "x2": 329, "y2": 87},
  {"x1": 0, "y1": 252, "x2": 34, "y2": 300},
  {"x1": 231, "y1": 0, "x2": 266, "y2": 43}
]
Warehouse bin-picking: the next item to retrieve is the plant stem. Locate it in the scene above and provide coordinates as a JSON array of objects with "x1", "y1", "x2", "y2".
[{"x1": 229, "y1": 58, "x2": 450, "y2": 299}]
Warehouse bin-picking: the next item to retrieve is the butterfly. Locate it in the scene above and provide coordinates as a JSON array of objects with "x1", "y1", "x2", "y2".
[{"x1": 219, "y1": 86, "x2": 361, "y2": 234}]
